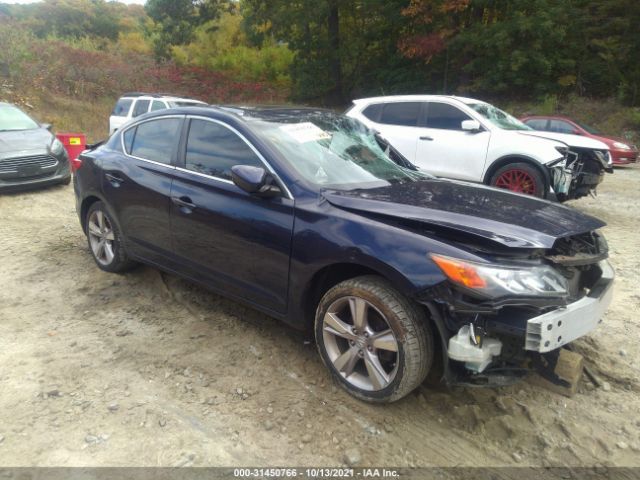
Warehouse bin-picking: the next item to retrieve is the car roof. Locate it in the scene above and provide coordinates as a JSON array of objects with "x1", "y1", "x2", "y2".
[
  {"x1": 522, "y1": 115, "x2": 575, "y2": 121},
  {"x1": 218, "y1": 105, "x2": 335, "y2": 121},
  {"x1": 118, "y1": 93, "x2": 206, "y2": 103},
  {"x1": 129, "y1": 105, "x2": 342, "y2": 129},
  {"x1": 352, "y1": 94, "x2": 481, "y2": 105}
]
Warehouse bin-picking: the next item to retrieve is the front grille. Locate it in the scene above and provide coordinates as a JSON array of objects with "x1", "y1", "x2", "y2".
[{"x1": 0, "y1": 154, "x2": 59, "y2": 174}]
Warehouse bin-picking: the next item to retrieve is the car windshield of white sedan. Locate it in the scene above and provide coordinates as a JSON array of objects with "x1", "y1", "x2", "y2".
[
  {"x1": 252, "y1": 115, "x2": 427, "y2": 188},
  {"x1": 0, "y1": 105, "x2": 40, "y2": 132},
  {"x1": 468, "y1": 103, "x2": 531, "y2": 131}
]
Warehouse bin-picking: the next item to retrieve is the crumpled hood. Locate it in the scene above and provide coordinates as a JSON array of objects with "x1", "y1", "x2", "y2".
[
  {"x1": 0, "y1": 128, "x2": 53, "y2": 158},
  {"x1": 323, "y1": 179, "x2": 605, "y2": 249},
  {"x1": 519, "y1": 131, "x2": 609, "y2": 150}
]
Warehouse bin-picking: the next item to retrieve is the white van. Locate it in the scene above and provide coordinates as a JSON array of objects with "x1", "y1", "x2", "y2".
[{"x1": 109, "y1": 93, "x2": 207, "y2": 135}]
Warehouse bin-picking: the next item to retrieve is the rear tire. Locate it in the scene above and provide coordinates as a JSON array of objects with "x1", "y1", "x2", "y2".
[
  {"x1": 490, "y1": 162, "x2": 545, "y2": 198},
  {"x1": 315, "y1": 275, "x2": 433, "y2": 403},
  {"x1": 85, "y1": 201, "x2": 137, "y2": 273}
]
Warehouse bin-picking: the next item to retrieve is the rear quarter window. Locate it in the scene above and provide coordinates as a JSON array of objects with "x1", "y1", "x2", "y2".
[
  {"x1": 112, "y1": 99, "x2": 133, "y2": 117},
  {"x1": 379, "y1": 102, "x2": 421, "y2": 127},
  {"x1": 362, "y1": 103, "x2": 383, "y2": 122},
  {"x1": 122, "y1": 127, "x2": 135, "y2": 153}
]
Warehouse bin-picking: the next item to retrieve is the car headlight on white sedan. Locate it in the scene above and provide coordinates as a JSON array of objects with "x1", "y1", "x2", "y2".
[
  {"x1": 50, "y1": 138, "x2": 65, "y2": 155},
  {"x1": 430, "y1": 254, "x2": 568, "y2": 298}
]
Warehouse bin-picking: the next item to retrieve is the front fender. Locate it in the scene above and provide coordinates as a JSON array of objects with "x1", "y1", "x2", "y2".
[{"x1": 285, "y1": 200, "x2": 482, "y2": 328}]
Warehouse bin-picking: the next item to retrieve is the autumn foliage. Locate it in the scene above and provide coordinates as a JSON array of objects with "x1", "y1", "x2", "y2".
[{"x1": 0, "y1": 14, "x2": 287, "y2": 106}]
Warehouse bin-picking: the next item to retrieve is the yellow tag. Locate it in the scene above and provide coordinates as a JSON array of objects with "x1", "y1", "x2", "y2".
[{"x1": 69, "y1": 138, "x2": 82, "y2": 145}]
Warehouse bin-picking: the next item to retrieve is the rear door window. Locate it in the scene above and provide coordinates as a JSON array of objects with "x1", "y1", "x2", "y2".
[
  {"x1": 379, "y1": 102, "x2": 421, "y2": 127},
  {"x1": 129, "y1": 118, "x2": 182, "y2": 165},
  {"x1": 524, "y1": 119, "x2": 549, "y2": 130},
  {"x1": 132, "y1": 99, "x2": 151, "y2": 118},
  {"x1": 425, "y1": 102, "x2": 471, "y2": 130},
  {"x1": 112, "y1": 98, "x2": 133, "y2": 117},
  {"x1": 185, "y1": 119, "x2": 263, "y2": 180},
  {"x1": 151, "y1": 100, "x2": 167, "y2": 112},
  {"x1": 549, "y1": 120, "x2": 575, "y2": 134}
]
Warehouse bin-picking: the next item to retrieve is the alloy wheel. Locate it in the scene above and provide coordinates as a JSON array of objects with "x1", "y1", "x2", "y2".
[
  {"x1": 87, "y1": 210, "x2": 116, "y2": 266},
  {"x1": 322, "y1": 296, "x2": 399, "y2": 391},
  {"x1": 494, "y1": 168, "x2": 538, "y2": 195}
]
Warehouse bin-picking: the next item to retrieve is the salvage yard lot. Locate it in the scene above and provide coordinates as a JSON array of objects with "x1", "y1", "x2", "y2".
[{"x1": 0, "y1": 167, "x2": 639, "y2": 467}]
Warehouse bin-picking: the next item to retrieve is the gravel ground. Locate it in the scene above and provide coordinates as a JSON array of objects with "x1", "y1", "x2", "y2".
[{"x1": 0, "y1": 166, "x2": 639, "y2": 467}]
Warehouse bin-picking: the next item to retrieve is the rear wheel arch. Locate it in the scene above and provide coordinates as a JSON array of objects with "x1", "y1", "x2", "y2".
[
  {"x1": 484, "y1": 155, "x2": 550, "y2": 197},
  {"x1": 80, "y1": 195, "x2": 102, "y2": 232}
]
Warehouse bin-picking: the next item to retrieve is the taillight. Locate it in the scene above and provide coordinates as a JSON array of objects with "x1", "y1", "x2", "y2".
[{"x1": 71, "y1": 156, "x2": 83, "y2": 173}]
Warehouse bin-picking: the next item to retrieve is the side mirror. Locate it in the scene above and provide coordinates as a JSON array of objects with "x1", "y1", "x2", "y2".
[
  {"x1": 231, "y1": 165, "x2": 281, "y2": 198},
  {"x1": 461, "y1": 120, "x2": 482, "y2": 133},
  {"x1": 572, "y1": 129, "x2": 583, "y2": 135},
  {"x1": 41, "y1": 123, "x2": 53, "y2": 132}
]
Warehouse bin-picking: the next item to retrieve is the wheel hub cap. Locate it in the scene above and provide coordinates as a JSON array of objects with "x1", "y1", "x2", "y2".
[
  {"x1": 322, "y1": 296, "x2": 399, "y2": 392},
  {"x1": 88, "y1": 210, "x2": 115, "y2": 266}
]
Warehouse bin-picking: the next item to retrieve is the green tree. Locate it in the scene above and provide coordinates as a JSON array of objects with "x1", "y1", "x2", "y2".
[
  {"x1": 145, "y1": 0, "x2": 229, "y2": 59},
  {"x1": 241, "y1": 0, "x2": 413, "y2": 104}
]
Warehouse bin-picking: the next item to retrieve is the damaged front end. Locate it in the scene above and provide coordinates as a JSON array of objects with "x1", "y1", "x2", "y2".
[
  {"x1": 419, "y1": 231, "x2": 614, "y2": 387},
  {"x1": 549, "y1": 147, "x2": 612, "y2": 201}
]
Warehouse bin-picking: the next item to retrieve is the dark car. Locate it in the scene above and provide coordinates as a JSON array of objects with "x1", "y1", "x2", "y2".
[
  {"x1": 0, "y1": 102, "x2": 71, "y2": 191},
  {"x1": 73, "y1": 106, "x2": 614, "y2": 403},
  {"x1": 521, "y1": 115, "x2": 638, "y2": 165}
]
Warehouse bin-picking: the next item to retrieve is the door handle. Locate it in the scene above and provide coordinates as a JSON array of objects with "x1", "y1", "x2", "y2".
[
  {"x1": 172, "y1": 196, "x2": 196, "y2": 210},
  {"x1": 419, "y1": 136, "x2": 434, "y2": 141},
  {"x1": 105, "y1": 173, "x2": 124, "y2": 185}
]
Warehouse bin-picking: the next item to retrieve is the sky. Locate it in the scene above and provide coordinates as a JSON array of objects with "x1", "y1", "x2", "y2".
[{"x1": 2, "y1": 0, "x2": 145, "y2": 4}]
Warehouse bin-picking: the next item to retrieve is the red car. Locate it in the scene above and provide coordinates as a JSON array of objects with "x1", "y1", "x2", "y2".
[{"x1": 521, "y1": 115, "x2": 638, "y2": 165}]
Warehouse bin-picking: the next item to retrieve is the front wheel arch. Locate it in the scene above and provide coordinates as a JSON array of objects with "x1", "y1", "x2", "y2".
[
  {"x1": 315, "y1": 275, "x2": 434, "y2": 402},
  {"x1": 483, "y1": 156, "x2": 551, "y2": 198}
]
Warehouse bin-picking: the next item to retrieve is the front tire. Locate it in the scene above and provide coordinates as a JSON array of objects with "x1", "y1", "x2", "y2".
[
  {"x1": 85, "y1": 201, "x2": 136, "y2": 273},
  {"x1": 490, "y1": 162, "x2": 545, "y2": 198},
  {"x1": 315, "y1": 276, "x2": 433, "y2": 403}
]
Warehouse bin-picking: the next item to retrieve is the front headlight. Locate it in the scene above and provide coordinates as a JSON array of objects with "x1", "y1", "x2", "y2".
[
  {"x1": 50, "y1": 138, "x2": 65, "y2": 155},
  {"x1": 430, "y1": 254, "x2": 568, "y2": 298},
  {"x1": 613, "y1": 141, "x2": 631, "y2": 150}
]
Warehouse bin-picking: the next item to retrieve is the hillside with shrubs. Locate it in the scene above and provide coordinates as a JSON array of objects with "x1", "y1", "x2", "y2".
[
  {"x1": 1, "y1": 0, "x2": 640, "y2": 143},
  {"x1": 0, "y1": 0, "x2": 291, "y2": 141}
]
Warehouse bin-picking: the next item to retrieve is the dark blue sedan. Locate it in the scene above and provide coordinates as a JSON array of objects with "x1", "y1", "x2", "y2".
[{"x1": 74, "y1": 106, "x2": 613, "y2": 402}]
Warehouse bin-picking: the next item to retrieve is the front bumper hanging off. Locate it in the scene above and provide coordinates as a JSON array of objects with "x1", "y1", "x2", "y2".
[{"x1": 525, "y1": 261, "x2": 614, "y2": 353}]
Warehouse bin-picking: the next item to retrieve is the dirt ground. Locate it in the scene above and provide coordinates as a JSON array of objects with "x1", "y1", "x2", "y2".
[{"x1": 0, "y1": 166, "x2": 639, "y2": 468}]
